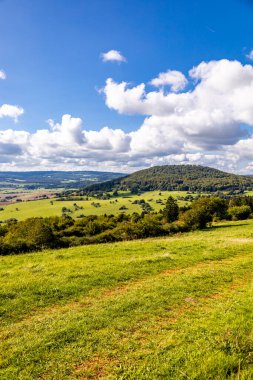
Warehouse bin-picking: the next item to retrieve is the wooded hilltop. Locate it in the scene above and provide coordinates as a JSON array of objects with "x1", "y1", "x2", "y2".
[{"x1": 80, "y1": 165, "x2": 253, "y2": 193}]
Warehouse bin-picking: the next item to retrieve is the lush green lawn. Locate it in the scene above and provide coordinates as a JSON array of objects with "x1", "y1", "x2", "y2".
[
  {"x1": 0, "y1": 220, "x2": 253, "y2": 379},
  {"x1": 0, "y1": 190, "x2": 194, "y2": 221}
]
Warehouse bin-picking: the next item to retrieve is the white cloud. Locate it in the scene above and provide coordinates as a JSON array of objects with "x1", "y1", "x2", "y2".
[
  {"x1": 103, "y1": 59, "x2": 253, "y2": 151},
  {"x1": 2, "y1": 59, "x2": 253, "y2": 173},
  {"x1": 0, "y1": 70, "x2": 6, "y2": 80},
  {"x1": 0, "y1": 104, "x2": 24, "y2": 122},
  {"x1": 104, "y1": 78, "x2": 146, "y2": 114},
  {"x1": 150, "y1": 70, "x2": 188, "y2": 92},
  {"x1": 0, "y1": 70, "x2": 24, "y2": 122},
  {"x1": 47, "y1": 114, "x2": 85, "y2": 145},
  {"x1": 246, "y1": 49, "x2": 253, "y2": 61},
  {"x1": 101, "y1": 50, "x2": 126, "y2": 63},
  {"x1": 85, "y1": 127, "x2": 130, "y2": 152},
  {"x1": 0, "y1": 114, "x2": 133, "y2": 171}
]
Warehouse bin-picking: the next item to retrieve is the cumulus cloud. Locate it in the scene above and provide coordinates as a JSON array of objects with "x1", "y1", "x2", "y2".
[
  {"x1": 0, "y1": 114, "x2": 133, "y2": 171},
  {"x1": 103, "y1": 59, "x2": 253, "y2": 152},
  {"x1": 150, "y1": 70, "x2": 188, "y2": 92},
  {"x1": 47, "y1": 114, "x2": 85, "y2": 145},
  {"x1": 2, "y1": 58, "x2": 253, "y2": 173},
  {"x1": 101, "y1": 50, "x2": 126, "y2": 63},
  {"x1": 0, "y1": 104, "x2": 24, "y2": 122},
  {"x1": 0, "y1": 70, "x2": 6, "y2": 80}
]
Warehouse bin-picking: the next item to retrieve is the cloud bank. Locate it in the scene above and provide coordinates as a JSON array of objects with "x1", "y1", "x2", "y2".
[{"x1": 1, "y1": 59, "x2": 253, "y2": 173}]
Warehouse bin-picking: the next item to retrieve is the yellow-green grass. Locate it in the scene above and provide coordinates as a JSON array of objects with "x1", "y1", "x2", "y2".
[
  {"x1": 0, "y1": 220, "x2": 253, "y2": 379},
  {"x1": 0, "y1": 191, "x2": 194, "y2": 221}
]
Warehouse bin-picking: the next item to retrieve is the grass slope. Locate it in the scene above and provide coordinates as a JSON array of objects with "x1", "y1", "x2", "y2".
[{"x1": 0, "y1": 220, "x2": 253, "y2": 379}]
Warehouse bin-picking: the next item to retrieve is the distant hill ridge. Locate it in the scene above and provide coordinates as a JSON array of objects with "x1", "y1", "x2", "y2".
[{"x1": 83, "y1": 165, "x2": 253, "y2": 192}]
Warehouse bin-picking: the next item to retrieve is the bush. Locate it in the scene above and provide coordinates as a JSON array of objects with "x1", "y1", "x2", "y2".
[
  {"x1": 228, "y1": 205, "x2": 251, "y2": 220},
  {"x1": 191, "y1": 197, "x2": 228, "y2": 220},
  {"x1": 3, "y1": 218, "x2": 56, "y2": 251},
  {"x1": 180, "y1": 206, "x2": 212, "y2": 230}
]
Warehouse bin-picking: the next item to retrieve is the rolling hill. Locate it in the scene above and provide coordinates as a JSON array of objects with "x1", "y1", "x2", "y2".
[
  {"x1": 0, "y1": 170, "x2": 124, "y2": 190},
  {"x1": 83, "y1": 165, "x2": 253, "y2": 193}
]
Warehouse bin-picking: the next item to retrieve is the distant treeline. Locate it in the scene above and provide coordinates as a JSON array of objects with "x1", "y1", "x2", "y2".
[
  {"x1": 0, "y1": 170, "x2": 124, "y2": 190},
  {"x1": 80, "y1": 165, "x2": 253, "y2": 193},
  {"x1": 1, "y1": 195, "x2": 253, "y2": 255}
]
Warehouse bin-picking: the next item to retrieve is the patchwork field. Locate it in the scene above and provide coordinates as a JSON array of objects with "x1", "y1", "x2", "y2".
[
  {"x1": 0, "y1": 191, "x2": 195, "y2": 221},
  {"x1": 0, "y1": 220, "x2": 253, "y2": 379}
]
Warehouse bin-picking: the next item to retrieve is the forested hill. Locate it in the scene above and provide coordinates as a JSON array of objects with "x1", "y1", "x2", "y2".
[{"x1": 83, "y1": 165, "x2": 253, "y2": 192}]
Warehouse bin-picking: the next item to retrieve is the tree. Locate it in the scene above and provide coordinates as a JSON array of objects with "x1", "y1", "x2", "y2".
[
  {"x1": 180, "y1": 206, "x2": 212, "y2": 230},
  {"x1": 163, "y1": 196, "x2": 179, "y2": 223},
  {"x1": 228, "y1": 205, "x2": 251, "y2": 220},
  {"x1": 4, "y1": 218, "x2": 55, "y2": 250},
  {"x1": 192, "y1": 197, "x2": 228, "y2": 220}
]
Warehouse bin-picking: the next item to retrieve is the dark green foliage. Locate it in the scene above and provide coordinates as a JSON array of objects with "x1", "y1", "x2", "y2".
[
  {"x1": 228, "y1": 195, "x2": 253, "y2": 211},
  {"x1": 1, "y1": 194, "x2": 253, "y2": 255},
  {"x1": 3, "y1": 218, "x2": 56, "y2": 253},
  {"x1": 163, "y1": 196, "x2": 179, "y2": 222},
  {"x1": 179, "y1": 197, "x2": 227, "y2": 230},
  {"x1": 228, "y1": 205, "x2": 252, "y2": 220},
  {"x1": 82, "y1": 165, "x2": 253, "y2": 193},
  {"x1": 179, "y1": 206, "x2": 212, "y2": 230},
  {"x1": 192, "y1": 197, "x2": 228, "y2": 220}
]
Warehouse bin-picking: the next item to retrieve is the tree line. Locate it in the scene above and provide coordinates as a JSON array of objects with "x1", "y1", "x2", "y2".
[
  {"x1": 0, "y1": 195, "x2": 253, "y2": 255},
  {"x1": 81, "y1": 165, "x2": 253, "y2": 194}
]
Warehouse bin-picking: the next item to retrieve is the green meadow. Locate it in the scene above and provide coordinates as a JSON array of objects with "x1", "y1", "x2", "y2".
[
  {"x1": 0, "y1": 219, "x2": 253, "y2": 379},
  {"x1": 0, "y1": 191, "x2": 194, "y2": 221}
]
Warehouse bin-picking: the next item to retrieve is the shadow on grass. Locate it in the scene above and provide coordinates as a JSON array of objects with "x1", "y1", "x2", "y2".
[{"x1": 209, "y1": 223, "x2": 248, "y2": 230}]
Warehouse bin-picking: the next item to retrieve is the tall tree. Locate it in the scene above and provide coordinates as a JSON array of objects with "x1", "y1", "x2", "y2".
[{"x1": 163, "y1": 196, "x2": 179, "y2": 223}]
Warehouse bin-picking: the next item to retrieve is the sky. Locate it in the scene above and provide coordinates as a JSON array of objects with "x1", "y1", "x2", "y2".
[{"x1": 1, "y1": 0, "x2": 253, "y2": 173}]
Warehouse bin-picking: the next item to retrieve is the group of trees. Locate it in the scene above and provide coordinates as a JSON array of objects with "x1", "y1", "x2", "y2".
[
  {"x1": 1, "y1": 194, "x2": 253, "y2": 255},
  {"x1": 81, "y1": 165, "x2": 253, "y2": 194}
]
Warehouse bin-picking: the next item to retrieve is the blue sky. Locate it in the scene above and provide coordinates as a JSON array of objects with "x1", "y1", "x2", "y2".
[{"x1": 1, "y1": 0, "x2": 253, "y2": 172}]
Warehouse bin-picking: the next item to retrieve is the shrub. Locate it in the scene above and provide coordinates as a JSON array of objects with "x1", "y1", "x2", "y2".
[
  {"x1": 3, "y1": 218, "x2": 55, "y2": 251},
  {"x1": 228, "y1": 205, "x2": 251, "y2": 220},
  {"x1": 180, "y1": 206, "x2": 212, "y2": 230}
]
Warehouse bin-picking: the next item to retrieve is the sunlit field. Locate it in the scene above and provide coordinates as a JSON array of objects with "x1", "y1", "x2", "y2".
[
  {"x1": 0, "y1": 191, "x2": 197, "y2": 221},
  {"x1": 0, "y1": 219, "x2": 253, "y2": 379}
]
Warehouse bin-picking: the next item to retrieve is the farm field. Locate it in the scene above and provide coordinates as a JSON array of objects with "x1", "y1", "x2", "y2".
[
  {"x1": 0, "y1": 191, "x2": 196, "y2": 221},
  {"x1": 0, "y1": 220, "x2": 253, "y2": 379},
  {"x1": 0, "y1": 188, "x2": 60, "y2": 207}
]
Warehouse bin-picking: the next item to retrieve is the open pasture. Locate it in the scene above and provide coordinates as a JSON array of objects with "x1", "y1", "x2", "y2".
[
  {"x1": 0, "y1": 191, "x2": 195, "y2": 221},
  {"x1": 0, "y1": 220, "x2": 253, "y2": 379}
]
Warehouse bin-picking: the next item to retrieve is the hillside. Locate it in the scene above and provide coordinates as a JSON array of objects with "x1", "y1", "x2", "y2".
[
  {"x1": 83, "y1": 165, "x2": 253, "y2": 193},
  {"x1": 0, "y1": 170, "x2": 124, "y2": 190},
  {"x1": 0, "y1": 190, "x2": 191, "y2": 222},
  {"x1": 0, "y1": 220, "x2": 253, "y2": 379}
]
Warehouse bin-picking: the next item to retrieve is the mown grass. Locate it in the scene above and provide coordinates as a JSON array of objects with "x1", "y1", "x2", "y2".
[
  {"x1": 0, "y1": 190, "x2": 194, "y2": 221},
  {"x1": 0, "y1": 220, "x2": 253, "y2": 379}
]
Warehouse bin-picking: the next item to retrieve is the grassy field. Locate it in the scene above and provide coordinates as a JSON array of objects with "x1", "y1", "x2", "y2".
[
  {"x1": 0, "y1": 191, "x2": 194, "y2": 221},
  {"x1": 0, "y1": 220, "x2": 253, "y2": 379}
]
